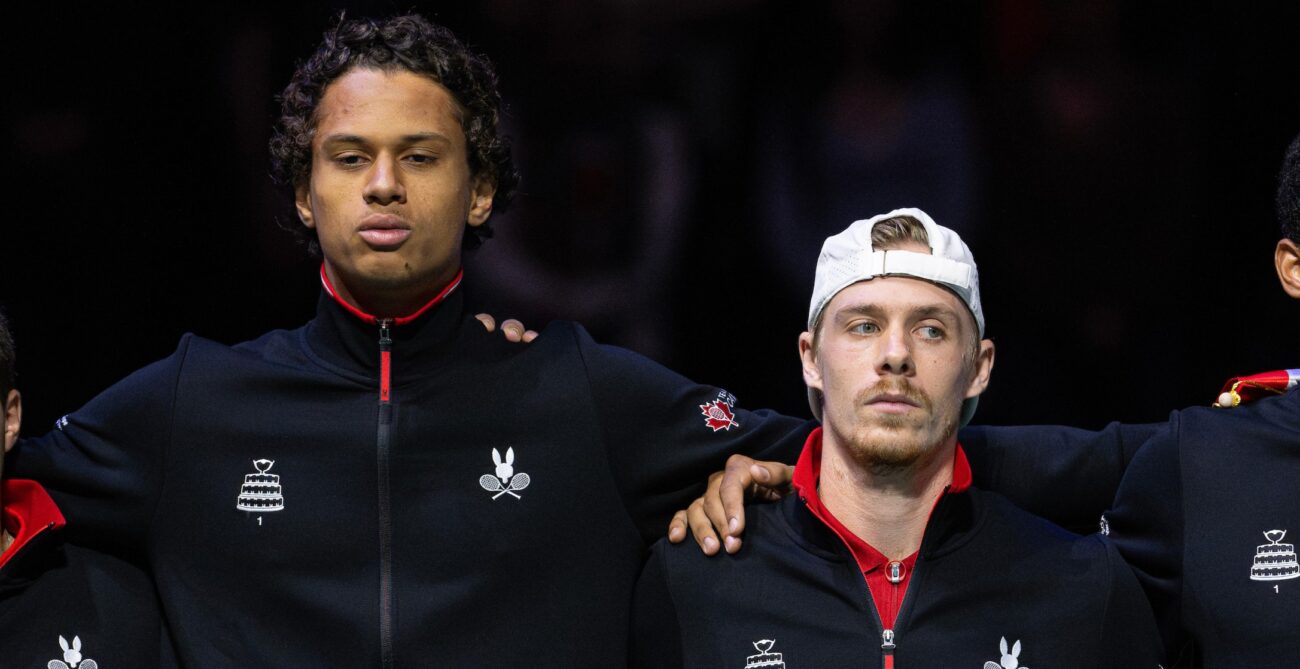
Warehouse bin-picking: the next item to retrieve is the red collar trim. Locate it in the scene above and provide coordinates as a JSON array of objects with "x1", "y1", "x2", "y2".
[
  {"x1": 791, "y1": 427, "x2": 972, "y2": 572},
  {"x1": 318, "y1": 263, "x2": 464, "y2": 326},
  {"x1": 1, "y1": 479, "x2": 67, "y2": 569}
]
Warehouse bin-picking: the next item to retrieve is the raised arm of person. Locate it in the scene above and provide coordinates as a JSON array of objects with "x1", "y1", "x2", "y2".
[
  {"x1": 571, "y1": 323, "x2": 815, "y2": 544},
  {"x1": 3, "y1": 339, "x2": 189, "y2": 555}
]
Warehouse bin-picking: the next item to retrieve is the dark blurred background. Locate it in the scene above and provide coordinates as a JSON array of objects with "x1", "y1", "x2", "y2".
[{"x1": 4, "y1": 1, "x2": 1300, "y2": 434}]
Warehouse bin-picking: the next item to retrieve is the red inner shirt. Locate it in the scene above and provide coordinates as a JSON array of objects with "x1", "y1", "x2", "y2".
[
  {"x1": 790, "y1": 427, "x2": 972, "y2": 631},
  {"x1": 0, "y1": 478, "x2": 66, "y2": 570}
]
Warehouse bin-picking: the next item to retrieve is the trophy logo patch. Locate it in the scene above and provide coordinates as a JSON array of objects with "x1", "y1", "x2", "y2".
[
  {"x1": 1250, "y1": 529, "x2": 1300, "y2": 582},
  {"x1": 744, "y1": 639, "x2": 786, "y2": 668},
  {"x1": 700, "y1": 390, "x2": 741, "y2": 432},
  {"x1": 236, "y1": 459, "x2": 285, "y2": 512}
]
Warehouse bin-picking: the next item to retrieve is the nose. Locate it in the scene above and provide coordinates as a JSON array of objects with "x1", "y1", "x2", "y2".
[
  {"x1": 875, "y1": 327, "x2": 914, "y2": 376},
  {"x1": 363, "y1": 155, "x2": 405, "y2": 205}
]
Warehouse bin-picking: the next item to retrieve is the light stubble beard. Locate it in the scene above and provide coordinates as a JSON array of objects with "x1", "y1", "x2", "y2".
[{"x1": 841, "y1": 379, "x2": 961, "y2": 477}]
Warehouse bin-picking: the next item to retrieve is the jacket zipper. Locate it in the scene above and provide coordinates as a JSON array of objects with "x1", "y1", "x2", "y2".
[
  {"x1": 377, "y1": 318, "x2": 395, "y2": 668},
  {"x1": 869, "y1": 560, "x2": 910, "y2": 668}
]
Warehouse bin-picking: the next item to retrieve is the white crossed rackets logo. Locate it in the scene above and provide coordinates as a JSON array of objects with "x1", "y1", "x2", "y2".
[{"x1": 479, "y1": 447, "x2": 531, "y2": 500}]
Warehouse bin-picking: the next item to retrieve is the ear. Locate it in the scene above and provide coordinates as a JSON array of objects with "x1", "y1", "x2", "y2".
[
  {"x1": 505, "y1": 447, "x2": 514, "y2": 464},
  {"x1": 467, "y1": 175, "x2": 497, "y2": 228},
  {"x1": 1011, "y1": 639, "x2": 1020, "y2": 657},
  {"x1": 60, "y1": 636, "x2": 70, "y2": 651},
  {"x1": 964, "y1": 339, "x2": 995, "y2": 400},
  {"x1": 73, "y1": 636, "x2": 81, "y2": 651},
  {"x1": 1275, "y1": 238, "x2": 1300, "y2": 299},
  {"x1": 798, "y1": 331, "x2": 823, "y2": 392},
  {"x1": 492, "y1": 448, "x2": 502, "y2": 466},
  {"x1": 999, "y1": 637, "x2": 1008, "y2": 655},
  {"x1": 3, "y1": 389, "x2": 20, "y2": 454},
  {"x1": 294, "y1": 182, "x2": 316, "y2": 230}
]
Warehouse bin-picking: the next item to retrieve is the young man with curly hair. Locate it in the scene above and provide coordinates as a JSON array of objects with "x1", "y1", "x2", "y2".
[{"x1": 4, "y1": 14, "x2": 809, "y2": 666}]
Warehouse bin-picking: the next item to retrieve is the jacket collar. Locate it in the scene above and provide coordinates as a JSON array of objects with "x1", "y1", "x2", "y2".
[
  {"x1": 1, "y1": 479, "x2": 67, "y2": 582},
  {"x1": 304, "y1": 264, "x2": 468, "y2": 378},
  {"x1": 783, "y1": 428, "x2": 980, "y2": 563}
]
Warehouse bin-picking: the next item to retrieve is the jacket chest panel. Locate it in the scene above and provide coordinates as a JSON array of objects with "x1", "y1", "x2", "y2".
[
  {"x1": 156, "y1": 377, "x2": 383, "y2": 600},
  {"x1": 677, "y1": 570, "x2": 1091, "y2": 669},
  {"x1": 1180, "y1": 418, "x2": 1300, "y2": 648}
]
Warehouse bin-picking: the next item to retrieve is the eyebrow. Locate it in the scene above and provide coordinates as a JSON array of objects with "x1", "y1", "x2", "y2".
[
  {"x1": 835, "y1": 303, "x2": 963, "y2": 323},
  {"x1": 319, "y1": 132, "x2": 453, "y2": 146}
]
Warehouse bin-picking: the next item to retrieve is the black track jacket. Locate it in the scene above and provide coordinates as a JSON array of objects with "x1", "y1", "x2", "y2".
[
  {"x1": 0, "y1": 480, "x2": 163, "y2": 667},
  {"x1": 5, "y1": 278, "x2": 811, "y2": 667},
  {"x1": 632, "y1": 434, "x2": 1164, "y2": 669}
]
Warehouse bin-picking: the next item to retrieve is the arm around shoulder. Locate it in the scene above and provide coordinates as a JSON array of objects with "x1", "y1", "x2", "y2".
[
  {"x1": 958, "y1": 421, "x2": 1165, "y2": 532},
  {"x1": 4, "y1": 336, "x2": 192, "y2": 552},
  {"x1": 572, "y1": 323, "x2": 811, "y2": 538}
]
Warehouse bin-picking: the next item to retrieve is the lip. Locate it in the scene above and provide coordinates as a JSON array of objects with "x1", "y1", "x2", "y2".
[
  {"x1": 358, "y1": 214, "x2": 411, "y2": 250},
  {"x1": 865, "y1": 393, "x2": 920, "y2": 413}
]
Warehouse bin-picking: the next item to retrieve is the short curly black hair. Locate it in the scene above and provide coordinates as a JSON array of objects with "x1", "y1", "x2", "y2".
[
  {"x1": 0, "y1": 310, "x2": 14, "y2": 399},
  {"x1": 1277, "y1": 131, "x2": 1300, "y2": 244},
  {"x1": 269, "y1": 13, "x2": 519, "y2": 254}
]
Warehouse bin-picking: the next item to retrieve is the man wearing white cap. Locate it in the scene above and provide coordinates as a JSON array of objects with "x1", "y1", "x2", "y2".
[{"x1": 631, "y1": 209, "x2": 1161, "y2": 668}]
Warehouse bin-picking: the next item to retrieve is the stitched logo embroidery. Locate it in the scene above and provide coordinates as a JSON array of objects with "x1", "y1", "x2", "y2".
[
  {"x1": 479, "y1": 448, "x2": 531, "y2": 500},
  {"x1": 700, "y1": 390, "x2": 741, "y2": 432},
  {"x1": 47, "y1": 635, "x2": 97, "y2": 669},
  {"x1": 236, "y1": 459, "x2": 285, "y2": 512},
  {"x1": 984, "y1": 636, "x2": 1028, "y2": 669},
  {"x1": 1250, "y1": 529, "x2": 1300, "y2": 581},
  {"x1": 744, "y1": 639, "x2": 786, "y2": 668}
]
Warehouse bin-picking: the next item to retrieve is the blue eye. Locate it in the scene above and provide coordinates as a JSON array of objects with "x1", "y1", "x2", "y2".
[
  {"x1": 850, "y1": 322, "x2": 880, "y2": 335},
  {"x1": 918, "y1": 326, "x2": 944, "y2": 339}
]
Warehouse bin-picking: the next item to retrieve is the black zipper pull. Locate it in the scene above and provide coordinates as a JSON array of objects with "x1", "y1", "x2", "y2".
[{"x1": 881, "y1": 628, "x2": 896, "y2": 669}]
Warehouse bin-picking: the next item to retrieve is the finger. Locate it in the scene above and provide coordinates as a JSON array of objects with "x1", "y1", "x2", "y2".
[
  {"x1": 501, "y1": 318, "x2": 526, "y2": 342},
  {"x1": 702, "y1": 470, "x2": 732, "y2": 541},
  {"x1": 522, "y1": 330, "x2": 539, "y2": 343},
  {"x1": 749, "y1": 461, "x2": 794, "y2": 489},
  {"x1": 667, "y1": 509, "x2": 688, "y2": 543},
  {"x1": 474, "y1": 313, "x2": 497, "y2": 332},
  {"x1": 686, "y1": 498, "x2": 721, "y2": 555},
  {"x1": 718, "y1": 454, "x2": 759, "y2": 539}
]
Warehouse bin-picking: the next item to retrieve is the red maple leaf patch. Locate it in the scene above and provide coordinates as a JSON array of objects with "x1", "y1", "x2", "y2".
[{"x1": 700, "y1": 399, "x2": 740, "y2": 432}]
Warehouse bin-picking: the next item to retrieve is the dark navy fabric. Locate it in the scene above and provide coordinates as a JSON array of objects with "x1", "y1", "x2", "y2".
[
  {"x1": 0, "y1": 485, "x2": 165, "y2": 668},
  {"x1": 1106, "y1": 387, "x2": 1300, "y2": 668},
  {"x1": 633, "y1": 487, "x2": 1163, "y2": 668},
  {"x1": 958, "y1": 421, "x2": 1161, "y2": 534},
  {"x1": 5, "y1": 289, "x2": 812, "y2": 667}
]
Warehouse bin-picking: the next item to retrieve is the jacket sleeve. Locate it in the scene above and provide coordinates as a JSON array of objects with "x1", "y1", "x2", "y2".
[
  {"x1": 3, "y1": 338, "x2": 188, "y2": 555},
  {"x1": 630, "y1": 543, "x2": 685, "y2": 669},
  {"x1": 1097, "y1": 535, "x2": 1168, "y2": 668},
  {"x1": 1103, "y1": 415, "x2": 1187, "y2": 663},
  {"x1": 572, "y1": 324, "x2": 814, "y2": 542},
  {"x1": 957, "y1": 422, "x2": 1163, "y2": 533}
]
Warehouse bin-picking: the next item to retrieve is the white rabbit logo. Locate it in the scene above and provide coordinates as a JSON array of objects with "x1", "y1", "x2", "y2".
[
  {"x1": 479, "y1": 448, "x2": 531, "y2": 500},
  {"x1": 494, "y1": 448, "x2": 514, "y2": 482},
  {"x1": 983, "y1": 636, "x2": 1027, "y2": 669},
  {"x1": 47, "y1": 635, "x2": 97, "y2": 669}
]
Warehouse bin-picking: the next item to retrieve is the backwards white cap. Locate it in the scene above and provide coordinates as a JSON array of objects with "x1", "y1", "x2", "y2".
[{"x1": 806, "y1": 207, "x2": 986, "y2": 424}]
